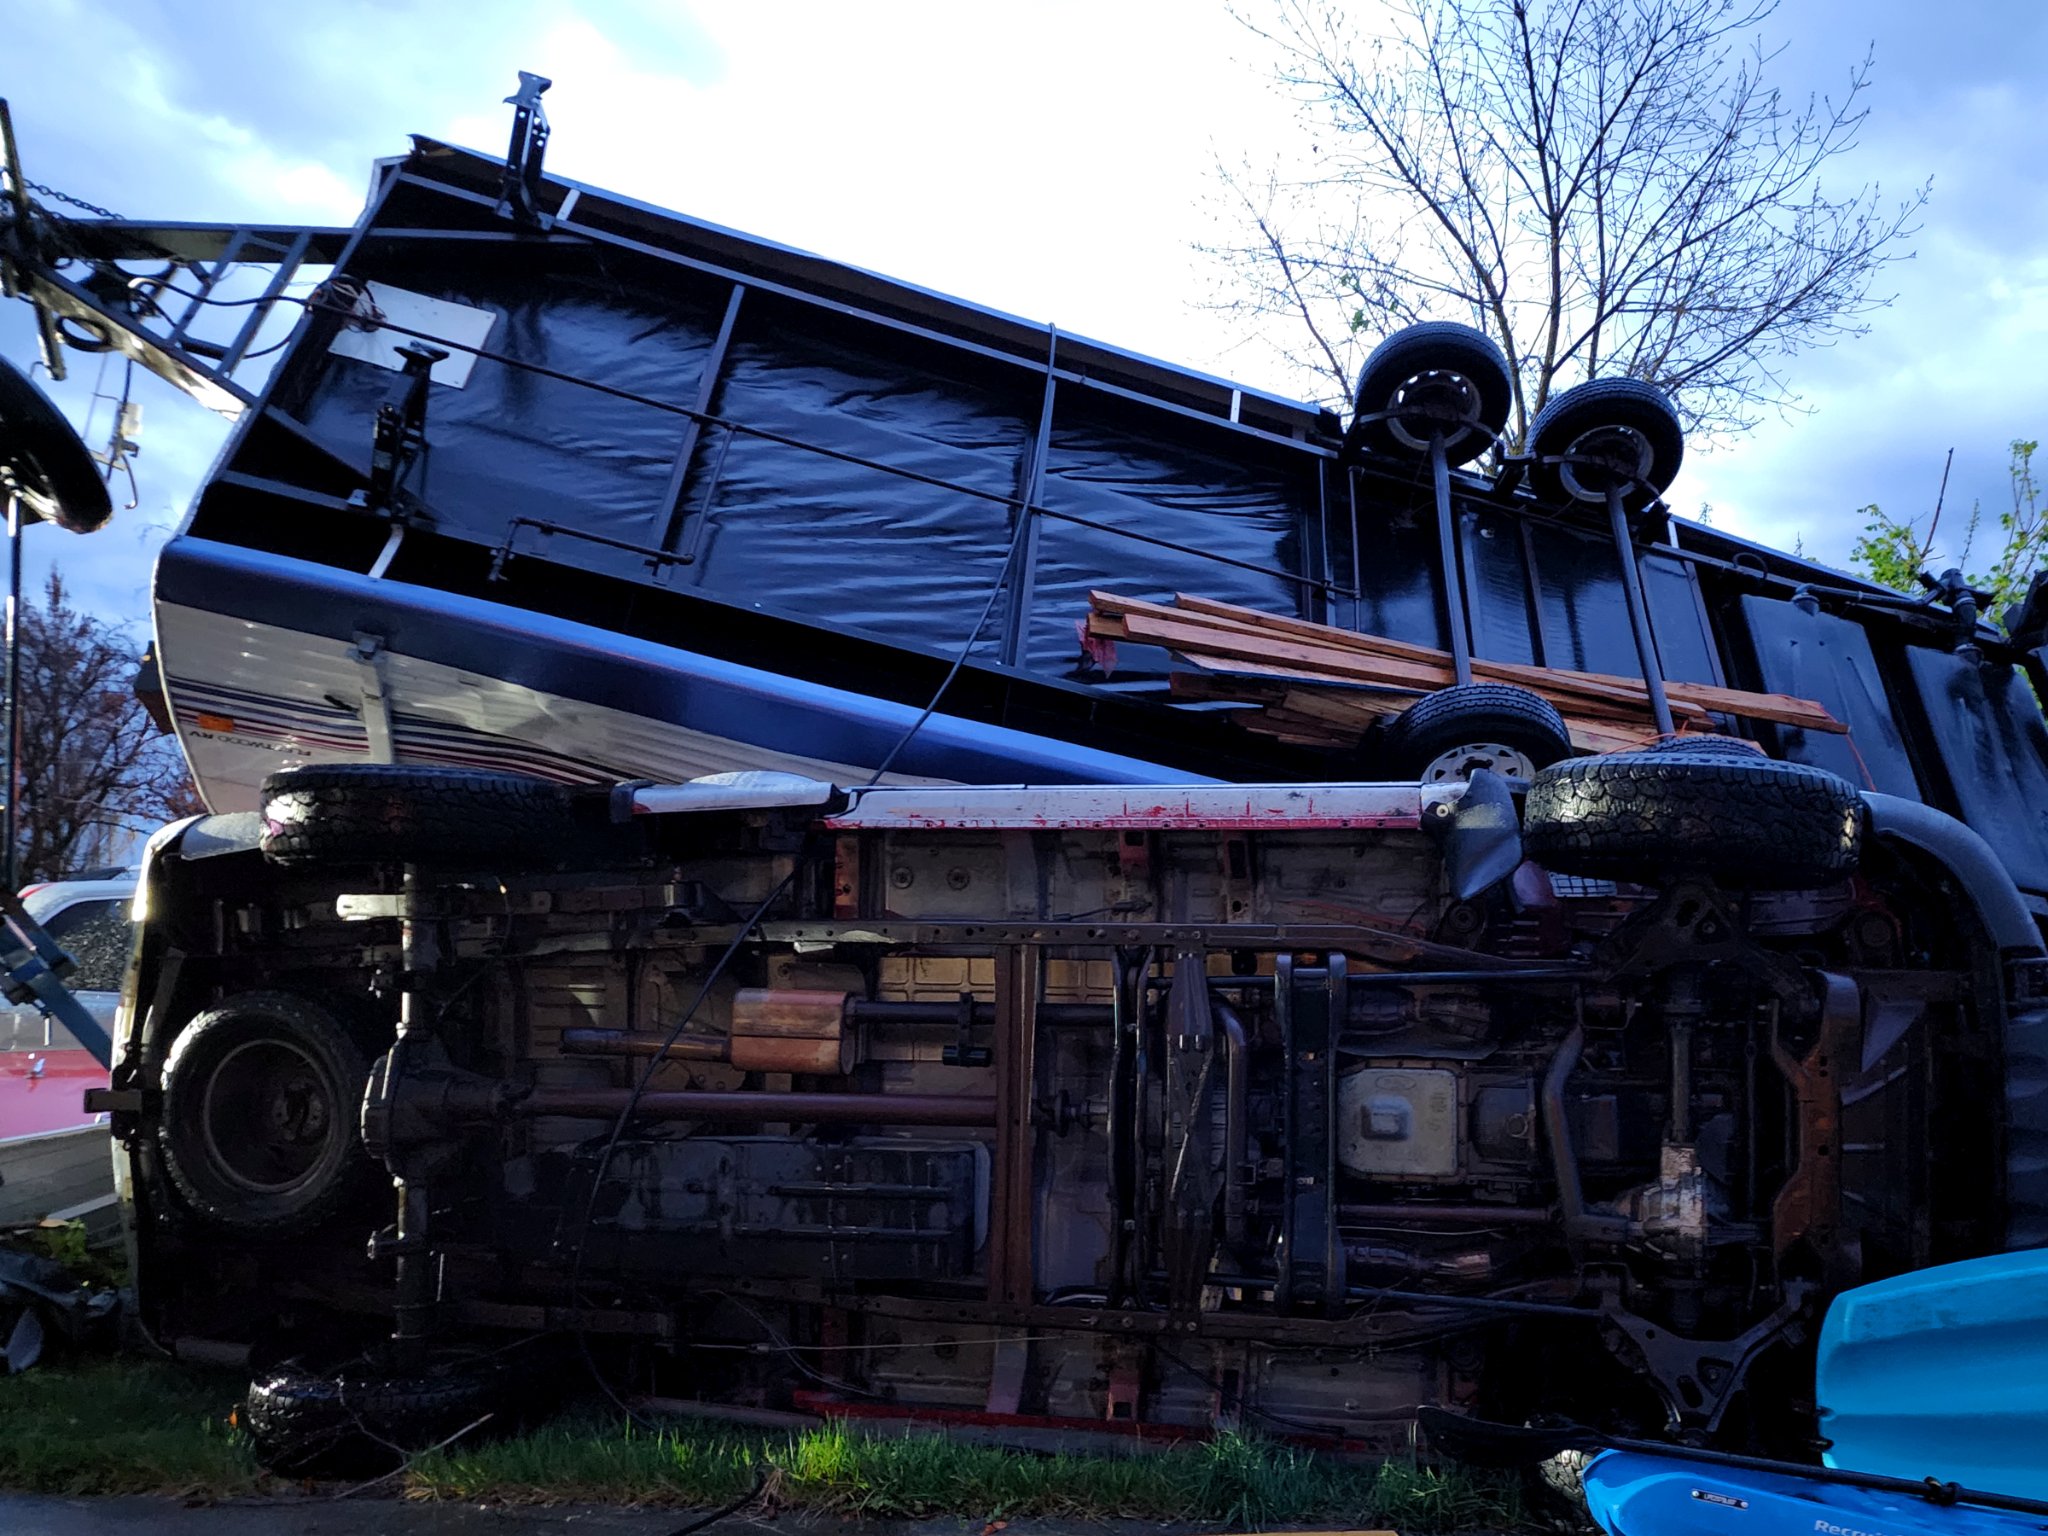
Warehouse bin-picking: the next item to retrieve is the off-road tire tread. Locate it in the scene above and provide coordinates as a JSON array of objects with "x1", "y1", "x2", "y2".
[
  {"x1": 157, "y1": 991, "x2": 372, "y2": 1236},
  {"x1": 260, "y1": 763, "x2": 575, "y2": 867},
  {"x1": 1523, "y1": 751, "x2": 1860, "y2": 888},
  {"x1": 244, "y1": 1360, "x2": 505, "y2": 1475}
]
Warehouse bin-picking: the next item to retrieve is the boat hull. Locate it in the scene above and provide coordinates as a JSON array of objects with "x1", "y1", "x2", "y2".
[{"x1": 1584, "y1": 1451, "x2": 2044, "y2": 1536}]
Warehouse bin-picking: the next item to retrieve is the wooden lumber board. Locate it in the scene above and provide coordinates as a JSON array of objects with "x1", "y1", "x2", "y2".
[
  {"x1": 1172, "y1": 664, "x2": 1659, "y2": 754},
  {"x1": 1162, "y1": 592, "x2": 1844, "y2": 731},
  {"x1": 1101, "y1": 606, "x2": 1713, "y2": 722},
  {"x1": 1092, "y1": 596, "x2": 1677, "y2": 714},
  {"x1": 1088, "y1": 591, "x2": 1844, "y2": 733}
]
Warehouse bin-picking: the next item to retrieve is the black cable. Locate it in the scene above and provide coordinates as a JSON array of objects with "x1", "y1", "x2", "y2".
[
  {"x1": 856, "y1": 509, "x2": 1032, "y2": 787},
  {"x1": 562, "y1": 510, "x2": 1035, "y2": 1426},
  {"x1": 660, "y1": 1468, "x2": 766, "y2": 1536}
]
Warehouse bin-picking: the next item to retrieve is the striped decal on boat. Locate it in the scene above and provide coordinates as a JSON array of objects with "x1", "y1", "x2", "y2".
[{"x1": 168, "y1": 677, "x2": 636, "y2": 785}]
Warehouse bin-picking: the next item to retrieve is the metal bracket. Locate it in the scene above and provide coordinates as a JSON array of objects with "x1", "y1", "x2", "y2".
[
  {"x1": 941, "y1": 990, "x2": 991, "y2": 1067},
  {"x1": 1769, "y1": 972, "x2": 1859, "y2": 1274},
  {"x1": 1599, "y1": 1281, "x2": 1813, "y2": 1434},
  {"x1": 1274, "y1": 953, "x2": 1347, "y2": 1314},
  {"x1": 497, "y1": 72, "x2": 554, "y2": 230},
  {"x1": 350, "y1": 631, "x2": 395, "y2": 762},
  {"x1": 0, "y1": 886, "x2": 108, "y2": 1067},
  {"x1": 354, "y1": 342, "x2": 445, "y2": 521},
  {"x1": 1160, "y1": 943, "x2": 1218, "y2": 1311}
]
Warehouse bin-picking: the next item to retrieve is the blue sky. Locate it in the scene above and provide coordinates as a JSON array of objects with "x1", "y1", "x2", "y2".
[{"x1": 3, "y1": 0, "x2": 2045, "y2": 634}]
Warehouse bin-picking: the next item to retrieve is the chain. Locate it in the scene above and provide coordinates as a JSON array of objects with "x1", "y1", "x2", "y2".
[{"x1": 19, "y1": 178, "x2": 123, "y2": 220}]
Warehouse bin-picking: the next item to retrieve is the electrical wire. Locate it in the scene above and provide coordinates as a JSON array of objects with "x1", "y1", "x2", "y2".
[
  {"x1": 561, "y1": 510, "x2": 1036, "y2": 1428},
  {"x1": 659, "y1": 1469, "x2": 766, "y2": 1536}
]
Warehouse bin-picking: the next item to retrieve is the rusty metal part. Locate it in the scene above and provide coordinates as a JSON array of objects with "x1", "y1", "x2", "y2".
[
  {"x1": 1542, "y1": 1023, "x2": 1632, "y2": 1245},
  {"x1": 1619, "y1": 1144, "x2": 1710, "y2": 1271},
  {"x1": 516, "y1": 1087, "x2": 994, "y2": 1126},
  {"x1": 851, "y1": 999, "x2": 1112, "y2": 1027},
  {"x1": 731, "y1": 986, "x2": 854, "y2": 1075},
  {"x1": 560, "y1": 1029, "x2": 725, "y2": 1060},
  {"x1": 1346, "y1": 1243, "x2": 1497, "y2": 1282},
  {"x1": 1337, "y1": 1202, "x2": 1555, "y2": 1227},
  {"x1": 988, "y1": 945, "x2": 1039, "y2": 1305},
  {"x1": 1771, "y1": 973, "x2": 1859, "y2": 1266},
  {"x1": 755, "y1": 919, "x2": 1562, "y2": 971}
]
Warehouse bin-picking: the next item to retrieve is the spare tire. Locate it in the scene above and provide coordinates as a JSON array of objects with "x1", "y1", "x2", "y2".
[
  {"x1": 245, "y1": 1355, "x2": 510, "y2": 1475},
  {"x1": 1381, "y1": 683, "x2": 1573, "y2": 784},
  {"x1": 1524, "y1": 750, "x2": 1861, "y2": 888},
  {"x1": 158, "y1": 992, "x2": 373, "y2": 1235},
  {"x1": 0, "y1": 356, "x2": 113, "y2": 533},
  {"x1": 1350, "y1": 321, "x2": 1513, "y2": 468},
  {"x1": 1637, "y1": 734, "x2": 1764, "y2": 759},
  {"x1": 260, "y1": 762, "x2": 576, "y2": 867}
]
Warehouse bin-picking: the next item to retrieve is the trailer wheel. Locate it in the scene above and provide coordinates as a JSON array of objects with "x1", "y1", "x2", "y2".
[
  {"x1": 1382, "y1": 683, "x2": 1573, "y2": 784},
  {"x1": 1349, "y1": 322, "x2": 1514, "y2": 467},
  {"x1": 244, "y1": 1355, "x2": 509, "y2": 1475},
  {"x1": 1528, "y1": 377, "x2": 1684, "y2": 512},
  {"x1": 260, "y1": 763, "x2": 576, "y2": 867},
  {"x1": 1523, "y1": 750, "x2": 1861, "y2": 888},
  {"x1": 158, "y1": 992, "x2": 372, "y2": 1236}
]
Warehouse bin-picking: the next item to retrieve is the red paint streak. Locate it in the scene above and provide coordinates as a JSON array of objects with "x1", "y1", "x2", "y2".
[
  {"x1": 821, "y1": 814, "x2": 1420, "y2": 831},
  {"x1": 0, "y1": 1049, "x2": 107, "y2": 1141}
]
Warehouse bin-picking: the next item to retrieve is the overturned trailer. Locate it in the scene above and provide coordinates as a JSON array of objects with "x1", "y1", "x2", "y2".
[{"x1": 8, "y1": 82, "x2": 2048, "y2": 1464}]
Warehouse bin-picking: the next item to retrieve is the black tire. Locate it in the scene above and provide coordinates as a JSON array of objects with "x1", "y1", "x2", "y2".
[
  {"x1": 1528, "y1": 377, "x2": 1684, "y2": 512},
  {"x1": 1523, "y1": 751, "x2": 1861, "y2": 888},
  {"x1": 1382, "y1": 683, "x2": 1573, "y2": 783},
  {"x1": 260, "y1": 762, "x2": 576, "y2": 867},
  {"x1": 158, "y1": 991, "x2": 373, "y2": 1235},
  {"x1": 244, "y1": 1357, "x2": 508, "y2": 1475},
  {"x1": 1638, "y1": 734, "x2": 1764, "y2": 759},
  {"x1": 0, "y1": 357, "x2": 113, "y2": 533},
  {"x1": 1350, "y1": 321, "x2": 1513, "y2": 468}
]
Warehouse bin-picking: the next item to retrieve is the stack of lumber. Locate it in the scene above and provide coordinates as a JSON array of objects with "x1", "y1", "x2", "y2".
[{"x1": 1084, "y1": 591, "x2": 1845, "y2": 756}]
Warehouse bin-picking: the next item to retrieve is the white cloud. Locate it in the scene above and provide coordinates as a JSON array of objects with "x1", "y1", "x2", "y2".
[{"x1": 4, "y1": 0, "x2": 2047, "y2": 628}]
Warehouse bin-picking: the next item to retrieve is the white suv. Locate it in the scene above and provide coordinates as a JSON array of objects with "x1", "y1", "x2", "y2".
[{"x1": 0, "y1": 874, "x2": 137, "y2": 1141}]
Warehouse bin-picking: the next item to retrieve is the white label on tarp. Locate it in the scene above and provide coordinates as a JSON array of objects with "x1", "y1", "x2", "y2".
[{"x1": 326, "y1": 282, "x2": 495, "y2": 389}]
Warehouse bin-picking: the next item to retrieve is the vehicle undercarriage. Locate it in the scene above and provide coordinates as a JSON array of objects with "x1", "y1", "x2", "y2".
[{"x1": 106, "y1": 769, "x2": 2017, "y2": 1460}]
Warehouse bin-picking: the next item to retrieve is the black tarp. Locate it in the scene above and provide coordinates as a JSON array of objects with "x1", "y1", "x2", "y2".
[
  {"x1": 292, "y1": 258, "x2": 721, "y2": 587},
  {"x1": 1736, "y1": 595, "x2": 1921, "y2": 796},
  {"x1": 260, "y1": 229, "x2": 2047, "y2": 859},
  {"x1": 1026, "y1": 407, "x2": 1311, "y2": 671},
  {"x1": 680, "y1": 300, "x2": 1036, "y2": 656},
  {"x1": 1904, "y1": 648, "x2": 2048, "y2": 895}
]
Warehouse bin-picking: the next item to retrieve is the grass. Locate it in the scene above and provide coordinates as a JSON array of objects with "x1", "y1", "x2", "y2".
[
  {"x1": 411, "y1": 1419, "x2": 1521, "y2": 1526},
  {"x1": 0, "y1": 1359, "x2": 260, "y2": 1499},
  {"x1": 0, "y1": 1359, "x2": 1524, "y2": 1527}
]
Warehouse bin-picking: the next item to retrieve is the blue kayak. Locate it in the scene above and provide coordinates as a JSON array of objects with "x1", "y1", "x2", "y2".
[
  {"x1": 1583, "y1": 1450, "x2": 2048, "y2": 1536},
  {"x1": 1817, "y1": 1248, "x2": 2048, "y2": 1500}
]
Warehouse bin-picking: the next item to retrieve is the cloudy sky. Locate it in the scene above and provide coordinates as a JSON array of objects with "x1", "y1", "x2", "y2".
[{"x1": 3, "y1": 0, "x2": 2044, "y2": 632}]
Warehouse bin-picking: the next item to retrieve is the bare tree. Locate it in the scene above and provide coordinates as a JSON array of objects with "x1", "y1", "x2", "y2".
[
  {"x1": 1210, "y1": 0, "x2": 1928, "y2": 443},
  {"x1": 8, "y1": 569, "x2": 201, "y2": 881}
]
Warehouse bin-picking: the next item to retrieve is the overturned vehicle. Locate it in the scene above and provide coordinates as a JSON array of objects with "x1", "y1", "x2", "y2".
[{"x1": 7, "y1": 82, "x2": 2048, "y2": 1463}]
